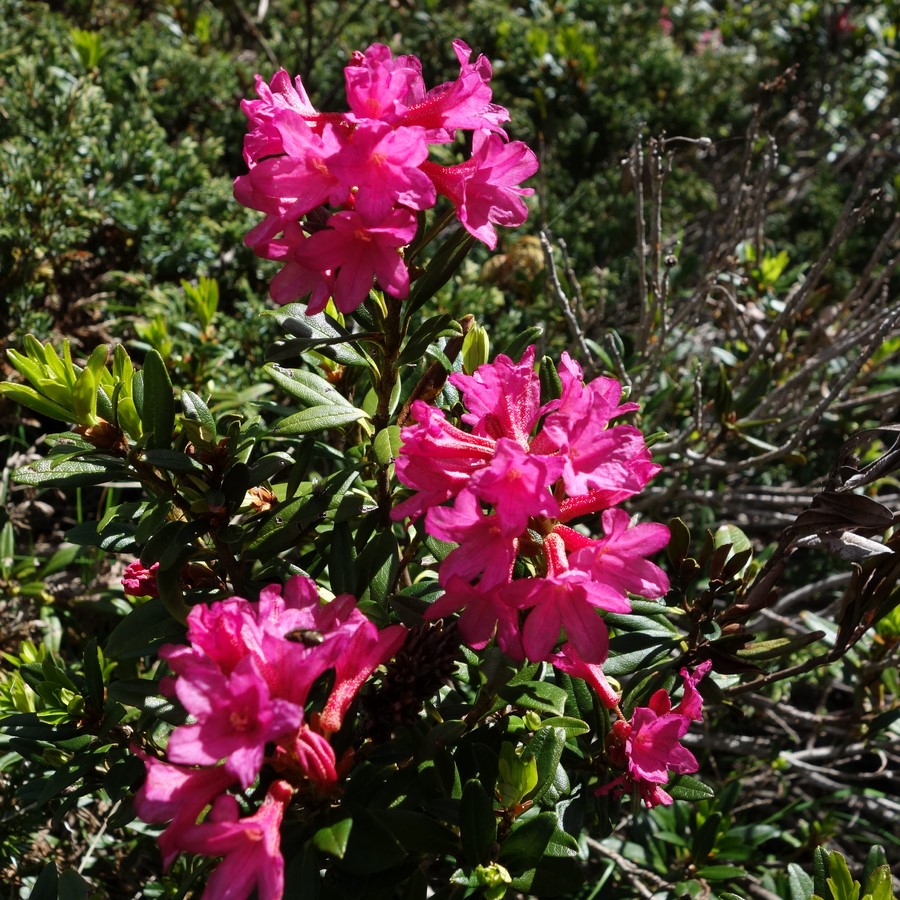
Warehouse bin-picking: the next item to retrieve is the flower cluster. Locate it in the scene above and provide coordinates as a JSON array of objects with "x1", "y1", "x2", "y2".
[
  {"x1": 391, "y1": 347, "x2": 669, "y2": 665},
  {"x1": 597, "y1": 661, "x2": 712, "y2": 808},
  {"x1": 135, "y1": 576, "x2": 406, "y2": 899},
  {"x1": 234, "y1": 41, "x2": 538, "y2": 313}
]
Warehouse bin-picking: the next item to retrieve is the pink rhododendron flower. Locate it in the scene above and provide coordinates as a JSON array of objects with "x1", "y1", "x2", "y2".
[
  {"x1": 177, "y1": 781, "x2": 293, "y2": 900},
  {"x1": 135, "y1": 576, "x2": 407, "y2": 897},
  {"x1": 421, "y1": 131, "x2": 538, "y2": 249},
  {"x1": 165, "y1": 655, "x2": 304, "y2": 788},
  {"x1": 122, "y1": 560, "x2": 159, "y2": 597},
  {"x1": 394, "y1": 347, "x2": 668, "y2": 665},
  {"x1": 596, "y1": 663, "x2": 711, "y2": 808},
  {"x1": 234, "y1": 41, "x2": 536, "y2": 314},
  {"x1": 302, "y1": 208, "x2": 417, "y2": 312}
]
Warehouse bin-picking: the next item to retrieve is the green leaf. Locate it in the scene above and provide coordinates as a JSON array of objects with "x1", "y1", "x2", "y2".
[
  {"x1": 814, "y1": 846, "x2": 831, "y2": 899},
  {"x1": 461, "y1": 779, "x2": 497, "y2": 866},
  {"x1": 58, "y1": 867, "x2": 91, "y2": 900},
  {"x1": 356, "y1": 527, "x2": 399, "y2": 607},
  {"x1": 667, "y1": 775, "x2": 715, "y2": 801},
  {"x1": 264, "y1": 306, "x2": 371, "y2": 366},
  {"x1": 537, "y1": 716, "x2": 590, "y2": 737},
  {"x1": 694, "y1": 865, "x2": 747, "y2": 881},
  {"x1": 13, "y1": 456, "x2": 124, "y2": 488},
  {"x1": 0, "y1": 383, "x2": 74, "y2": 423},
  {"x1": 266, "y1": 364, "x2": 356, "y2": 409},
  {"x1": 28, "y1": 861, "x2": 58, "y2": 900},
  {"x1": 861, "y1": 865, "x2": 893, "y2": 900},
  {"x1": 106, "y1": 679, "x2": 179, "y2": 719},
  {"x1": 104, "y1": 599, "x2": 186, "y2": 659},
  {"x1": 373, "y1": 425, "x2": 402, "y2": 465},
  {"x1": 248, "y1": 469, "x2": 359, "y2": 557},
  {"x1": 140, "y1": 351, "x2": 175, "y2": 450},
  {"x1": 327, "y1": 521, "x2": 356, "y2": 595},
  {"x1": 339, "y1": 807, "x2": 408, "y2": 874},
  {"x1": 497, "y1": 742, "x2": 538, "y2": 807},
  {"x1": 181, "y1": 390, "x2": 216, "y2": 439},
  {"x1": 312, "y1": 818, "x2": 353, "y2": 859},
  {"x1": 140, "y1": 449, "x2": 204, "y2": 473},
  {"x1": 70, "y1": 365, "x2": 99, "y2": 422},
  {"x1": 498, "y1": 327, "x2": 543, "y2": 362},
  {"x1": 406, "y1": 229, "x2": 475, "y2": 318},
  {"x1": 498, "y1": 812, "x2": 557, "y2": 872},
  {"x1": 500, "y1": 681, "x2": 568, "y2": 717},
  {"x1": 272, "y1": 405, "x2": 369, "y2": 435},
  {"x1": 398, "y1": 314, "x2": 461, "y2": 365},
  {"x1": 827, "y1": 852, "x2": 860, "y2": 900},
  {"x1": 82, "y1": 639, "x2": 104, "y2": 712},
  {"x1": 788, "y1": 863, "x2": 815, "y2": 900},
  {"x1": 525, "y1": 726, "x2": 568, "y2": 802}
]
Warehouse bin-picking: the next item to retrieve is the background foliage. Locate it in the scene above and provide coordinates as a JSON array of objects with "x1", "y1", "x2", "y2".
[{"x1": 1, "y1": 0, "x2": 899, "y2": 897}]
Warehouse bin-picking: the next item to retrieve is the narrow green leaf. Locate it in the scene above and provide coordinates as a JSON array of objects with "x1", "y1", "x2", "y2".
[
  {"x1": 272, "y1": 405, "x2": 368, "y2": 435},
  {"x1": 140, "y1": 351, "x2": 175, "y2": 450},
  {"x1": 667, "y1": 775, "x2": 716, "y2": 801},
  {"x1": 461, "y1": 779, "x2": 497, "y2": 866},
  {"x1": 0, "y1": 383, "x2": 74, "y2": 422},
  {"x1": 498, "y1": 326, "x2": 544, "y2": 361},
  {"x1": 28, "y1": 861, "x2": 58, "y2": 900},
  {"x1": 398, "y1": 314, "x2": 461, "y2": 365},
  {"x1": 500, "y1": 681, "x2": 569, "y2": 717},
  {"x1": 266, "y1": 364, "x2": 355, "y2": 408},
  {"x1": 827, "y1": 852, "x2": 860, "y2": 900},
  {"x1": 406, "y1": 230, "x2": 475, "y2": 317},
  {"x1": 13, "y1": 457, "x2": 123, "y2": 488}
]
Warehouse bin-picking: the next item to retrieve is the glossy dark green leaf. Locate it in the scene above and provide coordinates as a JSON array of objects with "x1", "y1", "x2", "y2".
[
  {"x1": 104, "y1": 598, "x2": 186, "y2": 659},
  {"x1": 82, "y1": 639, "x2": 104, "y2": 713},
  {"x1": 694, "y1": 865, "x2": 746, "y2": 881},
  {"x1": 667, "y1": 775, "x2": 715, "y2": 801},
  {"x1": 461, "y1": 779, "x2": 497, "y2": 866},
  {"x1": 500, "y1": 681, "x2": 568, "y2": 717},
  {"x1": 539, "y1": 355, "x2": 562, "y2": 402},
  {"x1": 58, "y1": 867, "x2": 91, "y2": 900},
  {"x1": 787, "y1": 864, "x2": 815, "y2": 900},
  {"x1": 406, "y1": 229, "x2": 475, "y2": 317},
  {"x1": 498, "y1": 812, "x2": 557, "y2": 872},
  {"x1": 65, "y1": 519, "x2": 136, "y2": 553},
  {"x1": 272, "y1": 405, "x2": 368, "y2": 435},
  {"x1": 13, "y1": 456, "x2": 124, "y2": 488},
  {"x1": 140, "y1": 350, "x2": 175, "y2": 450},
  {"x1": 248, "y1": 469, "x2": 359, "y2": 556},
  {"x1": 339, "y1": 807, "x2": 408, "y2": 874},
  {"x1": 525, "y1": 726, "x2": 568, "y2": 802},
  {"x1": 140, "y1": 449, "x2": 204, "y2": 473},
  {"x1": 28, "y1": 862, "x2": 58, "y2": 900},
  {"x1": 181, "y1": 389, "x2": 216, "y2": 437},
  {"x1": 328, "y1": 521, "x2": 356, "y2": 595},
  {"x1": 398, "y1": 314, "x2": 461, "y2": 366},
  {"x1": 106, "y1": 679, "x2": 179, "y2": 719},
  {"x1": 498, "y1": 326, "x2": 543, "y2": 362},
  {"x1": 376, "y1": 809, "x2": 459, "y2": 855},
  {"x1": 265, "y1": 306, "x2": 371, "y2": 366},
  {"x1": 247, "y1": 452, "x2": 294, "y2": 486},
  {"x1": 356, "y1": 528, "x2": 399, "y2": 607},
  {"x1": 266, "y1": 364, "x2": 356, "y2": 409}
]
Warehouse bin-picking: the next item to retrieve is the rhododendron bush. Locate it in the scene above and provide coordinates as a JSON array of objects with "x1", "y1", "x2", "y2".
[{"x1": 2, "y1": 29, "x2": 899, "y2": 900}]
